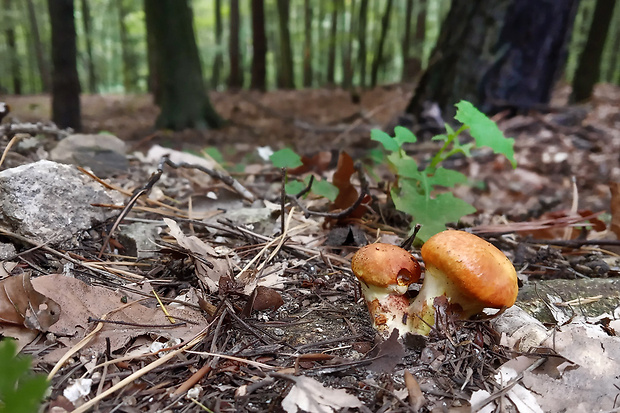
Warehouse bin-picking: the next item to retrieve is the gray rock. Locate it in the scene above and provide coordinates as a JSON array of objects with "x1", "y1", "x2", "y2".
[
  {"x1": 0, "y1": 242, "x2": 16, "y2": 259},
  {"x1": 50, "y1": 133, "x2": 128, "y2": 177},
  {"x1": 0, "y1": 160, "x2": 123, "y2": 245},
  {"x1": 117, "y1": 222, "x2": 162, "y2": 258}
]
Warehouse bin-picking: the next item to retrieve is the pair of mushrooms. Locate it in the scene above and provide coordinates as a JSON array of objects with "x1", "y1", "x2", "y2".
[{"x1": 351, "y1": 230, "x2": 518, "y2": 337}]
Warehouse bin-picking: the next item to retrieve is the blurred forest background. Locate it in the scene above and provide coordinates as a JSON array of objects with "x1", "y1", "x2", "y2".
[{"x1": 0, "y1": 0, "x2": 618, "y2": 139}]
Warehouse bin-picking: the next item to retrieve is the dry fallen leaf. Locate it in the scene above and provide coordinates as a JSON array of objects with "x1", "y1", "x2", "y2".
[
  {"x1": 280, "y1": 375, "x2": 362, "y2": 413},
  {"x1": 164, "y1": 218, "x2": 229, "y2": 292},
  {"x1": 330, "y1": 151, "x2": 369, "y2": 219},
  {"x1": 30, "y1": 274, "x2": 205, "y2": 362},
  {"x1": 0, "y1": 272, "x2": 61, "y2": 331}
]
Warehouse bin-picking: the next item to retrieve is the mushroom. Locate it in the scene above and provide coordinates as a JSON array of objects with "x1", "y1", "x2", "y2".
[
  {"x1": 408, "y1": 230, "x2": 518, "y2": 335},
  {"x1": 351, "y1": 243, "x2": 422, "y2": 337}
]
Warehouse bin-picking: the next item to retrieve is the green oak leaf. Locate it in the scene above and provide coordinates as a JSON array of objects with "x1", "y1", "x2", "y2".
[
  {"x1": 270, "y1": 148, "x2": 303, "y2": 168},
  {"x1": 393, "y1": 126, "x2": 417, "y2": 146},
  {"x1": 371, "y1": 129, "x2": 400, "y2": 152},
  {"x1": 454, "y1": 100, "x2": 516, "y2": 167},
  {"x1": 391, "y1": 181, "x2": 476, "y2": 241},
  {"x1": 0, "y1": 339, "x2": 49, "y2": 413}
]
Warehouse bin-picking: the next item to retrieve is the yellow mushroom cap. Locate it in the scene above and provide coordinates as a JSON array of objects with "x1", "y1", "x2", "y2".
[
  {"x1": 351, "y1": 243, "x2": 421, "y2": 290},
  {"x1": 420, "y1": 230, "x2": 518, "y2": 310}
]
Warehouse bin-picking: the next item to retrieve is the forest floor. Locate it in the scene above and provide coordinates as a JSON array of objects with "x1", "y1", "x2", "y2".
[{"x1": 1, "y1": 83, "x2": 620, "y2": 412}]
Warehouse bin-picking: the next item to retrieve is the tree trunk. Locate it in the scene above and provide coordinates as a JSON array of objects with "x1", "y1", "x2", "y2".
[
  {"x1": 79, "y1": 0, "x2": 97, "y2": 93},
  {"x1": 228, "y1": 0, "x2": 243, "y2": 89},
  {"x1": 144, "y1": 0, "x2": 223, "y2": 130},
  {"x1": 48, "y1": 0, "x2": 81, "y2": 130},
  {"x1": 276, "y1": 0, "x2": 294, "y2": 88},
  {"x1": 370, "y1": 0, "x2": 393, "y2": 87},
  {"x1": 117, "y1": 0, "x2": 138, "y2": 92},
  {"x1": 25, "y1": 0, "x2": 51, "y2": 92},
  {"x1": 341, "y1": 0, "x2": 355, "y2": 89},
  {"x1": 211, "y1": 0, "x2": 223, "y2": 89},
  {"x1": 406, "y1": 0, "x2": 579, "y2": 121},
  {"x1": 303, "y1": 0, "x2": 313, "y2": 88},
  {"x1": 326, "y1": 0, "x2": 339, "y2": 85},
  {"x1": 356, "y1": 0, "x2": 368, "y2": 87},
  {"x1": 250, "y1": 0, "x2": 267, "y2": 91},
  {"x1": 401, "y1": 0, "x2": 414, "y2": 82},
  {"x1": 4, "y1": 0, "x2": 21, "y2": 94},
  {"x1": 571, "y1": 0, "x2": 616, "y2": 102}
]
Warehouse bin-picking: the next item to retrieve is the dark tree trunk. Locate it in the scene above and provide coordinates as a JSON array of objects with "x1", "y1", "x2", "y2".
[
  {"x1": 303, "y1": 0, "x2": 313, "y2": 87},
  {"x1": 402, "y1": 0, "x2": 426, "y2": 81},
  {"x1": 341, "y1": 0, "x2": 355, "y2": 89},
  {"x1": 370, "y1": 0, "x2": 393, "y2": 87},
  {"x1": 145, "y1": 8, "x2": 159, "y2": 101},
  {"x1": 401, "y1": 0, "x2": 414, "y2": 82},
  {"x1": 407, "y1": 0, "x2": 579, "y2": 121},
  {"x1": 211, "y1": 0, "x2": 223, "y2": 89},
  {"x1": 4, "y1": 0, "x2": 21, "y2": 94},
  {"x1": 250, "y1": 0, "x2": 267, "y2": 91},
  {"x1": 117, "y1": 0, "x2": 138, "y2": 92},
  {"x1": 48, "y1": 0, "x2": 81, "y2": 130},
  {"x1": 80, "y1": 0, "x2": 97, "y2": 93},
  {"x1": 326, "y1": 0, "x2": 339, "y2": 85},
  {"x1": 356, "y1": 0, "x2": 368, "y2": 87},
  {"x1": 228, "y1": 0, "x2": 243, "y2": 89},
  {"x1": 26, "y1": 0, "x2": 51, "y2": 92},
  {"x1": 571, "y1": 0, "x2": 616, "y2": 102},
  {"x1": 144, "y1": 0, "x2": 223, "y2": 130},
  {"x1": 276, "y1": 0, "x2": 294, "y2": 88}
]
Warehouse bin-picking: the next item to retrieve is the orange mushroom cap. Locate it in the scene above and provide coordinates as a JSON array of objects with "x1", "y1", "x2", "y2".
[
  {"x1": 420, "y1": 230, "x2": 518, "y2": 311},
  {"x1": 351, "y1": 243, "x2": 421, "y2": 291}
]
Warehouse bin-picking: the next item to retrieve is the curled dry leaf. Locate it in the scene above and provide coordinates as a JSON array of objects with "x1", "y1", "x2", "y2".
[
  {"x1": 0, "y1": 273, "x2": 61, "y2": 331},
  {"x1": 330, "y1": 151, "x2": 369, "y2": 219},
  {"x1": 164, "y1": 218, "x2": 229, "y2": 293}
]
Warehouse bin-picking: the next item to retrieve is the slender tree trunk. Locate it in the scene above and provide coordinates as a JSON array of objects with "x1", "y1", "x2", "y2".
[
  {"x1": 357, "y1": 0, "x2": 368, "y2": 87},
  {"x1": 80, "y1": 0, "x2": 97, "y2": 93},
  {"x1": 326, "y1": 0, "x2": 339, "y2": 85},
  {"x1": 144, "y1": 0, "x2": 223, "y2": 130},
  {"x1": 228, "y1": 0, "x2": 243, "y2": 89},
  {"x1": 276, "y1": 0, "x2": 294, "y2": 88},
  {"x1": 25, "y1": 0, "x2": 50, "y2": 92},
  {"x1": 303, "y1": 0, "x2": 313, "y2": 87},
  {"x1": 414, "y1": 0, "x2": 427, "y2": 70},
  {"x1": 4, "y1": 0, "x2": 21, "y2": 94},
  {"x1": 401, "y1": 0, "x2": 414, "y2": 82},
  {"x1": 48, "y1": 0, "x2": 81, "y2": 130},
  {"x1": 250, "y1": 0, "x2": 267, "y2": 91},
  {"x1": 341, "y1": 0, "x2": 356, "y2": 89},
  {"x1": 117, "y1": 0, "x2": 138, "y2": 92},
  {"x1": 571, "y1": 0, "x2": 616, "y2": 102},
  {"x1": 370, "y1": 0, "x2": 393, "y2": 87},
  {"x1": 211, "y1": 0, "x2": 223, "y2": 89}
]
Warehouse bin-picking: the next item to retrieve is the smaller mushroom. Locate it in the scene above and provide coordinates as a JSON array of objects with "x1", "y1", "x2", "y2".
[
  {"x1": 351, "y1": 243, "x2": 422, "y2": 337},
  {"x1": 409, "y1": 230, "x2": 518, "y2": 335}
]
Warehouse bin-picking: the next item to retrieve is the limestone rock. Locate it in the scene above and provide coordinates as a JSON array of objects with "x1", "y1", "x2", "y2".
[{"x1": 0, "y1": 160, "x2": 123, "y2": 245}]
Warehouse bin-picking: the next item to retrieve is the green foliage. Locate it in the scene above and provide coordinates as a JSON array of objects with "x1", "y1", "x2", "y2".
[
  {"x1": 0, "y1": 339, "x2": 48, "y2": 413},
  {"x1": 271, "y1": 148, "x2": 339, "y2": 201},
  {"x1": 269, "y1": 148, "x2": 303, "y2": 169},
  {"x1": 372, "y1": 101, "x2": 516, "y2": 241}
]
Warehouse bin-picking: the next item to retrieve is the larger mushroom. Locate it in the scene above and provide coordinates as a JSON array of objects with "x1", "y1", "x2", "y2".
[
  {"x1": 409, "y1": 230, "x2": 518, "y2": 335},
  {"x1": 351, "y1": 243, "x2": 422, "y2": 337}
]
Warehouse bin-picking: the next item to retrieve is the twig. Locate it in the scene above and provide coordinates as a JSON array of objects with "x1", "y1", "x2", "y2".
[{"x1": 162, "y1": 157, "x2": 255, "y2": 202}]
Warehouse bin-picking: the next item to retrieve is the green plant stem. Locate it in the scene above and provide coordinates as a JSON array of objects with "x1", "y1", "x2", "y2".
[{"x1": 429, "y1": 125, "x2": 468, "y2": 169}]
